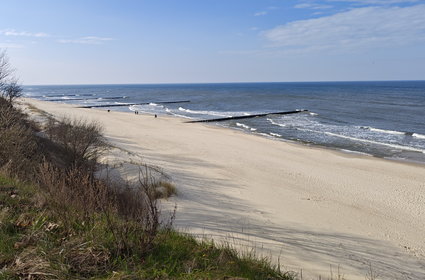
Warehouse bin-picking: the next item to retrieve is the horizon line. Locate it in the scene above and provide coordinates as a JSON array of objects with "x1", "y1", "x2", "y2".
[{"x1": 23, "y1": 79, "x2": 425, "y2": 87}]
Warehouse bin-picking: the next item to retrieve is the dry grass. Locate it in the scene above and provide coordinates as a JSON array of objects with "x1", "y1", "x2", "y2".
[
  {"x1": 11, "y1": 247, "x2": 58, "y2": 279},
  {"x1": 44, "y1": 116, "x2": 109, "y2": 170},
  {"x1": 61, "y1": 239, "x2": 111, "y2": 277},
  {"x1": 0, "y1": 97, "x2": 41, "y2": 180},
  {"x1": 155, "y1": 181, "x2": 177, "y2": 199}
]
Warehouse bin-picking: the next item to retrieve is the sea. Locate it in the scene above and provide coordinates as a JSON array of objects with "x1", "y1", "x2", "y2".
[{"x1": 23, "y1": 81, "x2": 425, "y2": 164}]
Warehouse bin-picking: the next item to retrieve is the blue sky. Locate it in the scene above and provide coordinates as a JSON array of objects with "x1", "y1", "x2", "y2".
[{"x1": 1, "y1": 0, "x2": 424, "y2": 84}]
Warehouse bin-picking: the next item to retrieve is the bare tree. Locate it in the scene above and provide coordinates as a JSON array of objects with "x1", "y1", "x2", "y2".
[
  {"x1": 0, "y1": 50, "x2": 12, "y2": 88},
  {"x1": 2, "y1": 79, "x2": 23, "y2": 103},
  {"x1": 0, "y1": 50, "x2": 21, "y2": 104}
]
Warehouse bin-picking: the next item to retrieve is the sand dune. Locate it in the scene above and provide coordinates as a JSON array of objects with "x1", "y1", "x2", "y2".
[{"x1": 22, "y1": 98, "x2": 425, "y2": 280}]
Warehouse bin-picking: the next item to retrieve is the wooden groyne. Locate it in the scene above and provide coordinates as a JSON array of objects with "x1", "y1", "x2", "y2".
[
  {"x1": 77, "y1": 100, "x2": 191, "y2": 108},
  {"x1": 187, "y1": 109, "x2": 308, "y2": 123}
]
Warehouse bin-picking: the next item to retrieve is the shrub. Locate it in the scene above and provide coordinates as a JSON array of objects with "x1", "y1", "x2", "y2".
[
  {"x1": 38, "y1": 161, "x2": 162, "y2": 258},
  {"x1": 0, "y1": 97, "x2": 40, "y2": 180},
  {"x1": 44, "y1": 117, "x2": 109, "y2": 171}
]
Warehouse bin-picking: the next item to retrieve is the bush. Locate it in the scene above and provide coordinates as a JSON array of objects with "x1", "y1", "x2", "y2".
[
  {"x1": 38, "y1": 161, "x2": 161, "y2": 258},
  {"x1": 0, "y1": 97, "x2": 40, "y2": 180},
  {"x1": 44, "y1": 117, "x2": 109, "y2": 171}
]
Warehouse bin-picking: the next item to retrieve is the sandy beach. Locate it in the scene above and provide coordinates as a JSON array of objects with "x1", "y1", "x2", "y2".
[{"x1": 22, "y1": 98, "x2": 425, "y2": 280}]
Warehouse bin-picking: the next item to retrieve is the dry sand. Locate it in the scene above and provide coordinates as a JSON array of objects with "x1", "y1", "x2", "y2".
[{"x1": 22, "y1": 98, "x2": 425, "y2": 279}]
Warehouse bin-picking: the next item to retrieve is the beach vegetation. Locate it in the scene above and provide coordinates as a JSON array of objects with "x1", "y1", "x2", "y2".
[
  {"x1": 0, "y1": 97, "x2": 40, "y2": 180},
  {"x1": 1, "y1": 79, "x2": 22, "y2": 104},
  {"x1": 155, "y1": 180, "x2": 177, "y2": 199},
  {"x1": 0, "y1": 51, "x2": 22, "y2": 104}
]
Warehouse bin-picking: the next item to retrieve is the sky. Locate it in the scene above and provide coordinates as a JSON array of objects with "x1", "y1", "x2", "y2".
[{"x1": 1, "y1": 0, "x2": 425, "y2": 85}]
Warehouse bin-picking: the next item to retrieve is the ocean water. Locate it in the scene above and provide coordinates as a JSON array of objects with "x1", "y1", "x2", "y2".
[{"x1": 23, "y1": 81, "x2": 425, "y2": 164}]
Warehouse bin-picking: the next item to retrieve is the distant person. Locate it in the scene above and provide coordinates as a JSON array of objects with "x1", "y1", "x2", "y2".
[
  {"x1": 155, "y1": 114, "x2": 157, "y2": 118},
  {"x1": 107, "y1": 109, "x2": 110, "y2": 112}
]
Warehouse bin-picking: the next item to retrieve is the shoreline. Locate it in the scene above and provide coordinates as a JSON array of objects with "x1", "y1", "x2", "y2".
[
  {"x1": 20, "y1": 98, "x2": 425, "y2": 279},
  {"x1": 39, "y1": 97, "x2": 425, "y2": 167}
]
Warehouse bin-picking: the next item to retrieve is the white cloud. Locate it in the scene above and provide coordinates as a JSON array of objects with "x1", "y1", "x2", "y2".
[
  {"x1": 254, "y1": 11, "x2": 268, "y2": 16},
  {"x1": 263, "y1": 4, "x2": 425, "y2": 54},
  {"x1": 58, "y1": 36, "x2": 113, "y2": 45},
  {"x1": 0, "y1": 29, "x2": 49, "y2": 38}
]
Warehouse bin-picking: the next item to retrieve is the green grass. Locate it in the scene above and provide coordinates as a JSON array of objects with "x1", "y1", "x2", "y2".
[{"x1": 0, "y1": 175, "x2": 293, "y2": 279}]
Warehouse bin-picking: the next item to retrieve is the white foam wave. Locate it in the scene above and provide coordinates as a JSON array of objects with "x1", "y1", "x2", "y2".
[
  {"x1": 340, "y1": 149, "x2": 372, "y2": 156},
  {"x1": 293, "y1": 126, "x2": 425, "y2": 153},
  {"x1": 267, "y1": 118, "x2": 286, "y2": 127},
  {"x1": 309, "y1": 112, "x2": 318, "y2": 116},
  {"x1": 148, "y1": 103, "x2": 164, "y2": 108},
  {"x1": 177, "y1": 107, "x2": 254, "y2": 118},
  {"x1": 413, "y1": 133, "x2": 425, "y2": 140},
  {"x1": 270, "y1": 132, "x2": 282, "y2": 137},
  {"x1": 323, "y1": 131, "x2": 425, "y2": 153},
  {"x1": 360, "y1": 126, "x2": 425, "y2": 139},
  {"x1": 236, "y1": 123, "x2": 250, "y2": 129},
  {"x1": 367, "y1": 127, "x2": 405, "y2": 135},
  {"x1": 128, "y1": 105, "x2": 138, "y2": 111},
  {"x1": 170, "y1": 112, "x2": 194, "y2": 119},
  {"x1": 256, "y1": 132, "x2": 271, "y2": 137},
  {"x1": 164, "y1": 107, "x2": 194, "y2": 119},
  {"x1": 178, "y1": 107, "x2": 230, "y2": 117}
]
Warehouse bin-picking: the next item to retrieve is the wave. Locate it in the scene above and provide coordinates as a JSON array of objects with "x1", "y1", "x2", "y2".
[
  {"x1": 236, "y1": 123, "x2": 250, "y2": 129},
  {"x1": 413, "y1": 133, "x2": 425, "y2": 139},
  {"x1": 234, "y1": 122, "x2": 257, "y2": 131},
  {"x1": 178, "y1": 107, "x2": 230, "y2": 117},
  {"x1": 146, "y1": 103, "x2": 164, "y2": 108},
  {"x1": 360, "y1": 126, "x2": 425, "y2": 138},
  {"x1": 165, "y1": 108, "x2": 195, "y2": 119},
  {"x1": 270, "y1": 132, "x2": 282, "y2": 137},
  {"x1": 292, "y1": 126, "x2": 425, "y2": 153},
  {"x1": 115, "y1": 102, "x2": 132, "y2": 105},
  {"x1": 256, "y1": 132, "x2": 271, "y2": 137},
  {"x1": 128, "y1": 105, "x2": 139, "y2": 111},
  {"x1": 46, "y1": 94, "x2": 93, "y2": 98},
  {"x1": 177, "y1": 107, "x2": 252, "y2": 118},
  {"x1": 360, "y1": 126, "x2": 405, "y2": 135},
  {"x1": 322, "y1": 131, "x2": 425, "y2": 153},
  {"x1": 267, "y1": 118, "x2": 286, "y2": 127},
  {"x1": 340, "y1": 149, "x2": 372, "y2": 156}
]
